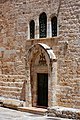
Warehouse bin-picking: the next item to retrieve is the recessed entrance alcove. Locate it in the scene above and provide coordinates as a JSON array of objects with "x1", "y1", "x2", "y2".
[{"x1": 25, "y1": 43, "x2": 57, "y2": 108}]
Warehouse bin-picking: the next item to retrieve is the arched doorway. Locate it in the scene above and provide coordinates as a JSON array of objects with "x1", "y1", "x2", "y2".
[{"x1": 25, "y1": 43, "x2": 57, "y2": 108}]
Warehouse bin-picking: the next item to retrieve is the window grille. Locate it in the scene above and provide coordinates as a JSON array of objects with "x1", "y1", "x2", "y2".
[
  {"x1": 39, "y1": 12, "x2": 47, "y2": 38},
  {"x1": 51, "y1": 16, "x2": 57, "y2": 37},
  {"x1": 30, "y1": 20, "x2": 35, "y2": 39}
]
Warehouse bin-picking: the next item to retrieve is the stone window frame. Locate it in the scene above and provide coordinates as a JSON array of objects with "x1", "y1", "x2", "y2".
[{"x1": 28, "y1": 13, "x2": 58, "y2": 39}]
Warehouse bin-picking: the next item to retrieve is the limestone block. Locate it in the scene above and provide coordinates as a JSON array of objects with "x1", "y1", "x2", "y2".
[{"x1": 47, "y1": 106, "x2": 80, "y2": 119}]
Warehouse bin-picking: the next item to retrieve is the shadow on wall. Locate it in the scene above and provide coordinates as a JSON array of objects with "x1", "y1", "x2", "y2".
[{"x1": 20, "y1": 80, "x2": 27, "y2": 101}]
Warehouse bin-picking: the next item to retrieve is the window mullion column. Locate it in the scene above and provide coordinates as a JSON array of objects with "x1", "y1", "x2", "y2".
[
  {"x1": 35, "y1": 18, "x2": 39, "y2": 39},
  {"x1": 47, "y1": 17, "x2": 52, "y2": 38},
  {"x1": 28, "y1": 23, "x2": 30, "y2": 39}
]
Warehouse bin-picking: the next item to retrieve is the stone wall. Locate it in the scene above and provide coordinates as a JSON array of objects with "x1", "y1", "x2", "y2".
[
  {"x1": 0, "y1": 75, "x2": 26, "y2": 100},
  {"x1": 57, "y1": 0, "x2": 80, "y2": 109},
  {"x1": 0, "y1": 0, "x2": 80, "y2": 109}
]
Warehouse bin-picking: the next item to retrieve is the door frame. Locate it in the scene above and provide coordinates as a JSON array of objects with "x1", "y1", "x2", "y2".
[{"x1": 25, "y1": 43, "x2": 57, "y2": 107}]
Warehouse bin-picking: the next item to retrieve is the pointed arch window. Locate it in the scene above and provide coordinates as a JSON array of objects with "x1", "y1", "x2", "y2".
[
  {"x1": 30, "y1": 20, "x2": 35, "y2": 39},
  {"x1": 51, "y1": 16, "x2": 57, "y2": 37},
  {"x1": 39, "y1": 12, "x2": 47, "y2": 38}
]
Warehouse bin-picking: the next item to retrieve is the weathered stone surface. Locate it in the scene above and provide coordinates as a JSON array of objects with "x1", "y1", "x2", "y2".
[
  {"x1": 0, "y1": 75, "x2": 26, "y2": 100},
  {"x1": 0, "y1": 0, "x2": 80, "y2": 111},
  {"x1": 0, "y1": 96, "x2": 24, "y2": 109},
  {"x1": 47, "y1": 106, "x2": 80, "y2": 119}
]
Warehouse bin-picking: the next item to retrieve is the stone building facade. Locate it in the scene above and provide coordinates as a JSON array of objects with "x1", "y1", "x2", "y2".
[{"x1": 0, "y1": 0, "x2": 80, "y2": 110}]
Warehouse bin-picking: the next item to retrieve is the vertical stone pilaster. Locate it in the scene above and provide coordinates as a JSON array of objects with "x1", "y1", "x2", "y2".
[
  {"x1": 48, "y1": 65, "x2": 52, "y2": 107},
  {"x1": 51, "y1": 61, "x2": 57, "y2": 106},
  {"x1": 25, "y1": 64, "x2": 32, "y2": 107},
  {"x1": 48, "y1": 60, "x2": 57, "y2": 107}
]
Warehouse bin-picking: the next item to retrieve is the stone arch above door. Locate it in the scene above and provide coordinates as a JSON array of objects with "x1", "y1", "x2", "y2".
[
  {"x1": 26, "y1": 43, "x2": 56, "y2": 65},
  {"x1": 25, "y1": 43, "x2": 57, "y2": 107}
]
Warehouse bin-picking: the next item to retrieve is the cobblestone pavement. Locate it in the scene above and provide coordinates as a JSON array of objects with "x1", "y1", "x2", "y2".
[{"x1": 0, "y1": 107, "x2": 72, "y2": 120}]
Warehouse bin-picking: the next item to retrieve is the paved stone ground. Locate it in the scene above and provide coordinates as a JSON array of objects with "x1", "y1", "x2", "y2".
[{"x1": 0, "y1": 107, "x2": 72, "y2": 120}]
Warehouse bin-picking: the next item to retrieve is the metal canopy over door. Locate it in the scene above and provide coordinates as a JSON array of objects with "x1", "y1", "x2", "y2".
[{"x1": 37, "y1": 73, "x2": 48, "y2": 107}]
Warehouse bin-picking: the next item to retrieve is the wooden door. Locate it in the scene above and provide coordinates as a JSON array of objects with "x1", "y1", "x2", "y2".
[{"x1": 37, "y1": 73, "x2": 48, "y2": 107}]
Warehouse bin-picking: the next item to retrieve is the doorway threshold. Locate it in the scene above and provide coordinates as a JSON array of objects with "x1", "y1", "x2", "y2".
[{"x1": 18, "y1": 107, "x2": 47, "y2": 115}]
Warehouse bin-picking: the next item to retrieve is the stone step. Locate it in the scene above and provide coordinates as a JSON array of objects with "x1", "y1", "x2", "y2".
[{"x1": 18, "y1": 107, "x2": 47, "y2": 115}]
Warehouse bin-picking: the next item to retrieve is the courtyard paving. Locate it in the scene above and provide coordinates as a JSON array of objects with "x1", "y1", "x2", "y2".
[{"x1": 0, "y1": 107, "x2": 72, "y2": 120}]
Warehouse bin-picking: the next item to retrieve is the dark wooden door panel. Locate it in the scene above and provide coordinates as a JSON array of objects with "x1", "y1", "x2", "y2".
[{"x1": 37, "y1": 73, "x2": 48, "y2": 107}]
